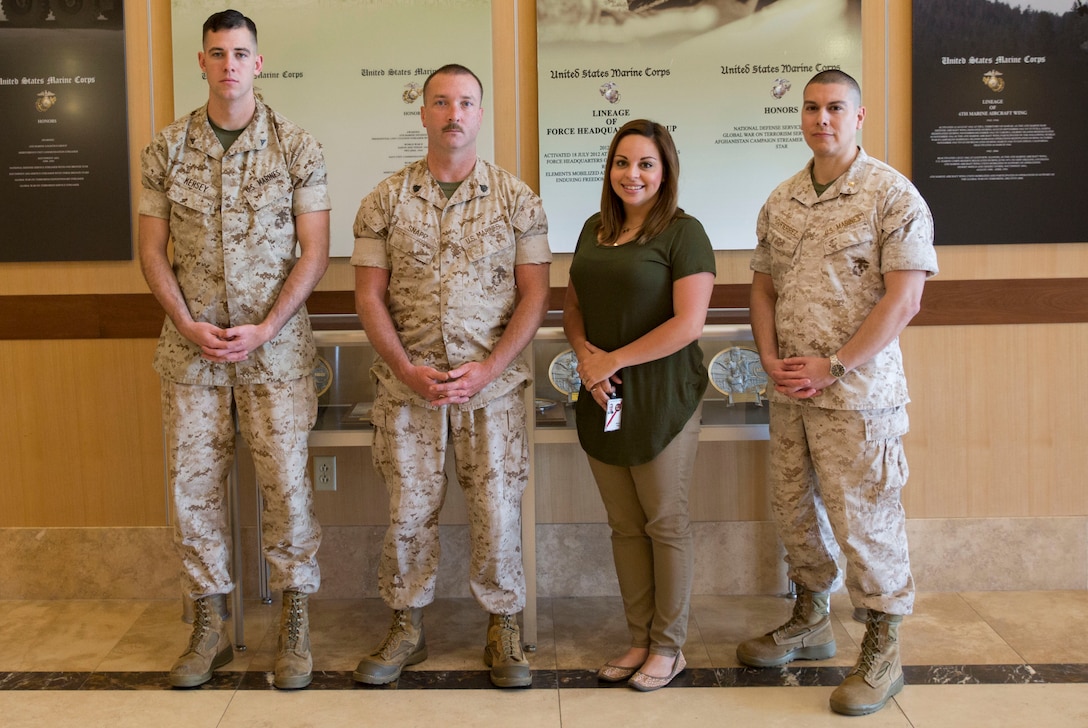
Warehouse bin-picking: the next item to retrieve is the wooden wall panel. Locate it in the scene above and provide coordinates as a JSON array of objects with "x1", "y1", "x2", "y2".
[
  {"x1": 0, "y1": 339, "x2": 165, "y2": 527},
  {"x1": 535, "y1": 444, "x2": 605, "y2": 524},
  {"x1": 901, "y1": 324, "x2": 1088, "y2": 519},
  {"x1": 688, "y1": 441, "x2": 772, "y2": 523}
]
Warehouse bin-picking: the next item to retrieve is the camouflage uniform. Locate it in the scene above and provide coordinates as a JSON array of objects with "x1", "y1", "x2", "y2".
[
  {"x1": 140, "y1": 100, "x2": 328, "y2": 598},
  {"x1": 352, "y1": 158, "x2": 550, "y2": 613},
  {"x1": 750, "y1": 148, "x2": 938, "y2": 615}
]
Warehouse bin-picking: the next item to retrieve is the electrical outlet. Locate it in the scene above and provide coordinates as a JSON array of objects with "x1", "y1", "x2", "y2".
[{"x1": 314, "y1": 455, "x2": 337, "y2": 491}]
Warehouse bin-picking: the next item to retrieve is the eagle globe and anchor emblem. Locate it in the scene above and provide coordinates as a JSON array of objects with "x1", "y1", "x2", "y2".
[
  {"x1": 36, "y1": 90, "x2": 57, "y2": 112},
  {"x1": 402, "y1": 82, "x2": 422, "y2": 104},
  {"x1": 982, "y1": 69, "x2": 1005, "y2": 93}
]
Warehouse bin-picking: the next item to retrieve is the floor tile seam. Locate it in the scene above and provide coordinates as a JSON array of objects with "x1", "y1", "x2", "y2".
[
  {"x1": 954, "y1": 591, "x2": 1032, "y2": 665},
  {"x1": 829, "y1": 608, "x2": 863, "y2": 651},
  {"x1": 537, "y1": 596, "x2": 559, "y2": 670},
  {"x1": 888, "y1": 695, "x2": 915, "y2": 728},
  {"x1": 90, "y1": 602, "x2": 156, "y2": 677},
  {"x1": 683, "y1": 609, "x2": 716, "y2": 666},
  {"x1": 5, "y1": 664, "x2": 1088, "y2": 690},
  {"x1": 217, "y1": 688, "x2": 243, "y2": 728}
]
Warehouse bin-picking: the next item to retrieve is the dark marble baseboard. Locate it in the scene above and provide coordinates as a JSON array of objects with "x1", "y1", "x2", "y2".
[{"x1": 3, "y1": 664, "x2": 1087, "y2": 691}]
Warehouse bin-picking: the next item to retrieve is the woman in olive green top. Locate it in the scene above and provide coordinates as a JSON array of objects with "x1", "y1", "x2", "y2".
[{"x1": 563, "y1": 119, "x2": 715, "y2": 691}]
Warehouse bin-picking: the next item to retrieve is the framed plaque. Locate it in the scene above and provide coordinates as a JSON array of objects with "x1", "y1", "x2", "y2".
[
  {"x1": 547, "y1": 348, "x2": 582, "y2": 402},
  {"x1": 313, "y1": 355, "x2": 333, "y2": 397},
  {"x1": 708, "y1": 346, "x2": 767, "y2": 406}
]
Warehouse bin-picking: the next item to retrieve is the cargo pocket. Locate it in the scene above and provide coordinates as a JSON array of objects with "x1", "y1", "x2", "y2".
[{"x1": 863, "y1": 406, "x2": 909, "y2": 441}]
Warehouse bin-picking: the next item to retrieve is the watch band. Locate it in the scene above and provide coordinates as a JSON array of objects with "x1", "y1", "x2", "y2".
[{"x1": 830, "y1": 353, "x2": 846, "y2": 379}]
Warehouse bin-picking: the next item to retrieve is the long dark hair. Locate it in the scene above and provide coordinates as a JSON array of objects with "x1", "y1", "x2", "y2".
[{"x1": 598, "y1": 119, "x2": 682, "y2": 246}]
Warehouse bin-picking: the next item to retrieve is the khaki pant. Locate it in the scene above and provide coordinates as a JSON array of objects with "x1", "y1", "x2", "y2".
[
  {"x1": 769, "y1": 403, "x2": 914, "y2": 615},
  {"x1": 371, "y1": 387, "x2": 529, "y2": 615},
  {"x1": 162, "y1": 377, "x2": 321, "y2": 598},
  {"x1": 587, "y1": 408, "x2": 702, "y2": 656}
]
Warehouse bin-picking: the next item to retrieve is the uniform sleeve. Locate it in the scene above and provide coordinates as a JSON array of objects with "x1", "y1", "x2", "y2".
[
  {"x1": 750, "y1": 203, "x2": 773, "y2": 275},
  {"x1": 288, "y1": 133, "x2": 331, "y2": 217},
  {"x1": 511, "y1": 185, "x2": 552, "y2": 266},
  {"x1": 138, "y1": 136, "x2": 171, "y2": 220},
  {"x1": 670, "y1": 216, "x2": 716, "y2": 280},
  {"x1": 879, "y1": 183, "x2": 939, "y2": 278},
  {"x1": 349, "y1": 187, "x2": 391, "y2": 269}
]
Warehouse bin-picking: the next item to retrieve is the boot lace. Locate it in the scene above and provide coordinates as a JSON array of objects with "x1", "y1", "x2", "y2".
[
  {"x1": 851, "y1": 617, "x2": 886, "y2": 677},
  {"x1": 185, "y1": 597, "x2": 213, "y2": 653},
  {"x1": 283, "y1": 593, "x2": 304, "y2": 649},
  {"x1": 376, "y1": 610, "x2": 412, "y2": 659},
  {"x1": 495, "y1": 614, "x2": 520, "y2": 660},
  {"x1": 773, "y1": 592, "x2": 812, "y2": 636}
]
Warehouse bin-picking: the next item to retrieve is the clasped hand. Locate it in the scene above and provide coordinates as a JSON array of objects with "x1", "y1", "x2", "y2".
[
  {"x1": 765, "y1": 356, "x2": 835, "y2": 399},
  {"x1": 187, "y1": 322, "x2": 270, "y2": 364},
  {"x1": 577, "y1": 341, "x2": 622, "y2": 410},
  {"x1": 402, "y1": 361, "x2": 492, "y2": 406}
]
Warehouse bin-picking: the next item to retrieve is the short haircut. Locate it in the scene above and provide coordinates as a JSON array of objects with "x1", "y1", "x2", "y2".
[
  {"x1": 423, "y1": 64, "x2": 484, "y2": 105},
  {"x1": 805, "y1": 69, "x2": 861, "y2": 105},
  {"x1": 202, "y1": 9, "x2": 257, "y2": 46}
]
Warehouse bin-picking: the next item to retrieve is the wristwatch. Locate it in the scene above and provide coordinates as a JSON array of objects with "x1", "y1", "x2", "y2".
[{"x1": 829, "y1": 353, "x2": 847, "y2": 379}]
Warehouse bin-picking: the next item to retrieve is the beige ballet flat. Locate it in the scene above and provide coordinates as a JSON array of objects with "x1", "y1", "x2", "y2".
[
  {"x1": 629, "y1": 652, "x2": 686, "y2": 692},
  {"x1": 597, "y1": 661, "x2": 639, "y2": 682}
]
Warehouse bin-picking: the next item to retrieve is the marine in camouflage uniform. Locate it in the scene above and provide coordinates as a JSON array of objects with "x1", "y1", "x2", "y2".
[
  {"x1": 352, "y1": 156, "x2": 550, "y2": 613},
  {"x1": 351, "y1": 64, "x2": 551, "y2": 689},
  {"x1": 139, "y1": 11, "x2": 330, "y2": 689},
  {"x1": 740, "y1": 70, "x2": 938, "y2": 716},
  {"x1": 751, "y1": 146, "x2": 937, "y2": 612},
  {"x1": 140, "y1": 96, "x2": 326, "y2": 601}
]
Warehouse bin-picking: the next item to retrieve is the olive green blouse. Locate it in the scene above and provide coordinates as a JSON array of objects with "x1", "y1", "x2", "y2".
[{"x1": 569, "y1": 213, "x2": 716, "y2": 466}]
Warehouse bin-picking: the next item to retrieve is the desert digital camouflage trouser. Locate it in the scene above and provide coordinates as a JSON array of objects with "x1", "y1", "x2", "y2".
[
  {"x1": 770, "y1": 403, "x2": 915, "y2": 616},
  {"x1": 162, "y1": 377, "x2": 322, "y2": 599},
  {"x1": 371, "y1": 386, "x2": 528, "y2": 615}
]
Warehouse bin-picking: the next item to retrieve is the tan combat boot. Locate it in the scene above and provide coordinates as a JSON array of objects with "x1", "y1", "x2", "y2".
[
  {"x1": 484, "y1": 613, "x2": 531, "y2": 688},
  {"x1": 830, "y1": 610, "x2": 904, "y2": 716},
  {"x1": 352, "y1": 608, "x2": 427, "y2": 685},
  {"x1": 274, "y1": 590, "x2": 313, "y2": 689},
  {"x1": 169, "y1": 594, "x2": 233, "y2": 687},
  {"x1": 736, "y1": 588, "x2": 836, "y2": 667}
]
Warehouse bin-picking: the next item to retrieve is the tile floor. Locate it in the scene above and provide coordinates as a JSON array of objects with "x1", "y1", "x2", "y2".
[{"x1": 2, "y1": 591, "x2": 1087, "y2": 727}]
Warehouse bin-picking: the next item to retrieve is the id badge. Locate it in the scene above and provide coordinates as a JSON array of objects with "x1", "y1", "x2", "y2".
[{"x1": 604, "y1": 395, "x2": 622, "y2": 432}]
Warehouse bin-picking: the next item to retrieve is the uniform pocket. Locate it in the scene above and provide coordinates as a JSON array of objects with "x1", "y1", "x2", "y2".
[
  {"x1": 823, "y1": 226, "x2": 879, "y2": 280},
  {"x1": 464, "y1": 220, "x2": 514, "y2": 263},
  {"x1": 370, "y1": 386, "x2": 396, "y2": 431},
  {"x1": 165, "y1": 178, "x2": 217, "y2": 216},
  {"x1": 863, "y1": 406, "x2": 909, "y2": 441},
  {"x1": 768, "y1": 227, "x2": 800, "y2": 256},
  {"x1": 464, "y1": 220, "x2": 516, "y2": 295},
  {"x1": 766, "y1": 224, "x2": 802, "y2": 279},
  {"x1": 240, "y1": 174, "x2": 294, "y2": 244},
  {"x1": 243, "y1": 174, "x2": 292, "y2": 212},
  {"x1": 388, "y1": 224, "x2": 436, "y2": 265}
]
